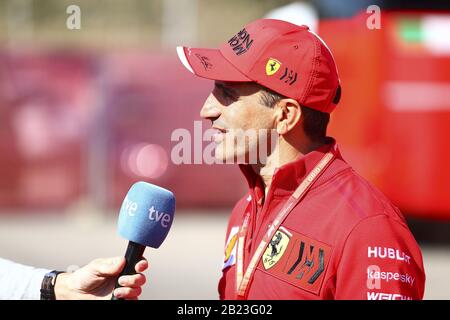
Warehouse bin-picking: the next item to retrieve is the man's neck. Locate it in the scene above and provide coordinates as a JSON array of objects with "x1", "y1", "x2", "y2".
[{"x1": 251, "y1": 137, "x2": 327, "y2": 196}]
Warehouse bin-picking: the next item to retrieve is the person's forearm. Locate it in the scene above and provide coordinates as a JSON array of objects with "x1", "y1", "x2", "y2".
[{"x1": 0, "y1": 258, "x2": 50, "y2": 300}]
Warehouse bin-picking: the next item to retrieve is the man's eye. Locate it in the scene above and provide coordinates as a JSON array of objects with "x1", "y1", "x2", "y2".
[
  {"x1": 213, "y1": 85, "x2": 237, "y2": 103},
  {"x1": 223, "y1": 91, "x2": 234, "y2": 99},
  {"x1": 222, "y1": 89, "x2": 238, "y2": 101}
]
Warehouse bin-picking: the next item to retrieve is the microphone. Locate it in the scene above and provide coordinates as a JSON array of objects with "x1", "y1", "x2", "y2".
[{"x1": 111, "y1": 181, "x2": 176, "y2": 300}]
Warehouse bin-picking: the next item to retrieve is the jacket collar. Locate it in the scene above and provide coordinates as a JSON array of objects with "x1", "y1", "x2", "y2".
[{"x1": 239, "y1": 137, "x2": 342, "y2": 201}]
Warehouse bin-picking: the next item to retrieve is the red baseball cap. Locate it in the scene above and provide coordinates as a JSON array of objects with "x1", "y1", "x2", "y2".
[{"x1": 177, "y1": 19, "x2": 341, "y2": 113}]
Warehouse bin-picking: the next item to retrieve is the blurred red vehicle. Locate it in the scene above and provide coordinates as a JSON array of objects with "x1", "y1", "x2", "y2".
[{"x1": 321, "y1": 10, "x2": 450, "y2": 220}]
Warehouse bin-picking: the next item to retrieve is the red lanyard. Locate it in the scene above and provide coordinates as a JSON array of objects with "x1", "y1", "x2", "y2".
[{"x1": 235, "y1": 144, "x2": 338, "y2": 298}]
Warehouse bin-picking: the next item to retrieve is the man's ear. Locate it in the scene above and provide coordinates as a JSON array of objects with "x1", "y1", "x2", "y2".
[{"x1": 274, "y1": 99, "x2": 302, "y2": 135}]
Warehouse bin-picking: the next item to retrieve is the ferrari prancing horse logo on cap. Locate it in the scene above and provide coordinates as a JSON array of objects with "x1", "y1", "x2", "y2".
[{"x1": 266, "y1": 58, "x2": 282, "y2": 76}]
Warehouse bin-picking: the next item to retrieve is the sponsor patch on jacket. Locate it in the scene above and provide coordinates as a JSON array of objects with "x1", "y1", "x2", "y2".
[
  {"x1": 258, "y1": 227, "x2": 332, "y2": 295},
  {"x1": 222, "y1": 226, "x2": 239, "y2": 270},
  {"x1": 262, "y1": 226, "x2": 292, "y2": 269}
]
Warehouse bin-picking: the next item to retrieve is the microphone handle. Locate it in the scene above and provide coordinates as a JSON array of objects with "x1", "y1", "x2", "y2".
[{"x1": 111, "y1": 241, "x2": 146, "y2": 300}]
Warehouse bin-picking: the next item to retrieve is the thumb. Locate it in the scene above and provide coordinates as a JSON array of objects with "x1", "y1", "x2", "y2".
[{"x1": 90, "y1": 256, "x2": 126, "y2": 276}]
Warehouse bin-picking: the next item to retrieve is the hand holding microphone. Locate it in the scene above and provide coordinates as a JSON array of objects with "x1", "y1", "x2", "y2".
[
  {"x1": 111, "y1": 181, "x2": 176, "y2": 300},
  {"x1": 53, "y1": 256, "x2": 148, "y2": 300}
]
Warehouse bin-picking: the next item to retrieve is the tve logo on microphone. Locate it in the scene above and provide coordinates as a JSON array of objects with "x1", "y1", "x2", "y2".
[
  {"x1": 123, "y1": 196, "x2": 138, "y2": 216},
  {"x1": 148, "y1": 206, "x2": 171, "y2": 228},
  {"x1": 123, "y1": 196, "x2": 171, "y2": 228}
]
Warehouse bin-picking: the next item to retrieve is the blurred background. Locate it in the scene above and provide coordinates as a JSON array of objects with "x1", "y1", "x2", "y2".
[{"x1": 0, "y1": 0, "x2": 449, "y2": 299}]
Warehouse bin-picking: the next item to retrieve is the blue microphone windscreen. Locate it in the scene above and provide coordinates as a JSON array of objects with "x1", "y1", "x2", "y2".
[{"x1": 117, "y1": 181, "x2": 175, "y2": 248}]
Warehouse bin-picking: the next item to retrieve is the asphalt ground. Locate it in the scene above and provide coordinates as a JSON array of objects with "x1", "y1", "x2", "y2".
[{"x1": 0, "y1": 211, "x2": 448, "y2": 300}]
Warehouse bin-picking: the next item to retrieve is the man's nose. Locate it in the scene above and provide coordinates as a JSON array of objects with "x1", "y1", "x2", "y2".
[{"x1": 200, "y1": 94, "x2": 222, "y2": 120}]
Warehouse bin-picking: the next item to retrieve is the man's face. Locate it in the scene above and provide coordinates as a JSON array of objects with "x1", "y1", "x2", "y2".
[{"x1": 200, "y1": 81, "x2": 277, "y2": 164}]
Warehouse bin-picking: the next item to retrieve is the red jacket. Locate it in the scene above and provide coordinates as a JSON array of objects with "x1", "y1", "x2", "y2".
[{"x1": 218, "y1": 139, "x2": 425, "y2": 300}]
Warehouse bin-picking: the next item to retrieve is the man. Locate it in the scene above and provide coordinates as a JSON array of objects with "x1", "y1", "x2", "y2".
[
  {"x1": 0, "y1": 257, "x2": 147, "y2": 299},
  {"x1": 177, "y1": 19, "x2": 425, "y2": 300}
]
